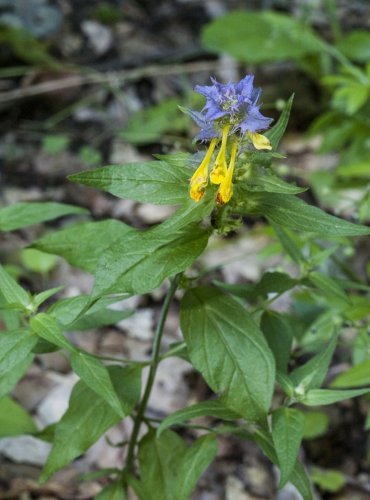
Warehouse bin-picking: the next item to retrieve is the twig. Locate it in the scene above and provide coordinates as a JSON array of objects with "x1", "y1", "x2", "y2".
[{"x1": 0, "y1": 60, "x2": 220, "y2": 104}]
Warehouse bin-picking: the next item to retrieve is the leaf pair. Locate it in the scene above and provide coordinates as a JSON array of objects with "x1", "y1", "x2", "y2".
[{"x1": 130, "y1": 430, "x2": 217, "y2": 500}]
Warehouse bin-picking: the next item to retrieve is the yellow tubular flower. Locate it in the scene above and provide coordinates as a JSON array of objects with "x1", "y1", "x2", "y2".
[
  {"x1": 217, "y1": 138, "x2": 238, "y2": 205},
  {"x1": 189, "y1": 137, "x2": 218, "y2": 202},
  {"x1": 248, "y1": 131, "x2": 272, "y2": 150},
  {"x1": 210, "y1": 124, "x2": 230, "y2": 184}
]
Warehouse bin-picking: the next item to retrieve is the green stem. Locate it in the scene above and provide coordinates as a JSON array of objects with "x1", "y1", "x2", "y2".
[{"x1": 125, "y1": 274, "x2": 180, "y2": 473}]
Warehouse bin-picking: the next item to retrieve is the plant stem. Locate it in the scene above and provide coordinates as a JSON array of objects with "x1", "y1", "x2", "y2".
[{"x1": 125, "y1": 274, "x2": 180, "y2": 473}]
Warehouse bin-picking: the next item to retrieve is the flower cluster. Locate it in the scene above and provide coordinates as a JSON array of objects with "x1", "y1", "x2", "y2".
[{"x1": 189, "y1": 75, "x2": 273, "y2": 204}]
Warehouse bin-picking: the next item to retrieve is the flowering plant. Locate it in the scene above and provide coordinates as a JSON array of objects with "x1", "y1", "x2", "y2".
[
  {"x1": 188, "y1": 75, "x2": 272, "y2": 204},
  {"x1": 0, "y1": 75, "x2": 369, "y2": 499}
]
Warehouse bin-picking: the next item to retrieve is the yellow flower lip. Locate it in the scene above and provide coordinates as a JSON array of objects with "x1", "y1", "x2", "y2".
[
  {"x1": 216, "y1": 138, "x2": 238, "y2": 205},
  {"x1": 189, "y1": 137, "x2": 218, "y2": 202},
  {"x1": 248, "y1": 132, "x2": 272, "y2": 150},
  {"x1": 210, "y1": 124, "x2": 230, "y2": 185},
  {"x1": 189, "y1": 123, "x2": 272, "y2": 204}
]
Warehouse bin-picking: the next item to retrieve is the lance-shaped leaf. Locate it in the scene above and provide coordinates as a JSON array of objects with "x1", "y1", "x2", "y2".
[
  {"x1": 93, "y1": 223, "x2": 210, "y2": 296},
  {"x1": 246, "y1": 193, "x2": 370, "y2": 237},
  {"x1": 0, "y1": 354, "x2": 33, "y2": 399},
  {"x1": 157, "y1": 400, "x2": 239, "y2": 436},
  {"x1": 69, "y1": 161, "x2": 191, "y2": 205},
  {"x1": 0, "y1": 396, "x2": 37, "y2": 438},
  {"x1": 48, "y1": 294, "x2": 129, "y2": 327},
  {"x1": 215, "y1": 271, "x2": 298, "y2": 300},
  {"x1": 31, "y1": 314, "x2": 124, "y2": 417},
  {"x1": 137, "y1": 430, "x2": 217, "y2": 500},
  {"x1": 32, "y1": 220, "x2": 134, "y2": 273},
  {"x1": 137, "y1": 430, "x2": 186, "y2": 500},
  {"x1": 289, "y1": 335, "x2": 337, "y2": 391},
  {"x1": 71, "y1": 352, "x2": 125, "y2": 418},
  {"x1": 272, "y1": 408, "x2": 305, "y2": 488},
  {"x1": 30, "y1": 313, "x2": 78, "y2": 353},
  {"x1": 331, "y1": 359, "x2": 370, "y2": 388},
  {"x1": 261, "y1": 311, "x2": 293, "y2": 374},
  {"x1": 254, "y1": 427, "x2": 313, "y2": 500},
  {"x1": 67, "y1": 307, "x2": 133, "y2": 331},
  {"x1": 266, "y1": 94, "x2": 294, "y2": 149},
  {"x1": 95, "y1": 480, "x2": 126, "y2": 500},
  {"x1": 271, "y1": 223, "x2": 305, "y2": 264},
  {"x1": 180, "y1": 287, "x2": 275, "y2": 422},
  {"x1": 40, "y1": 365, "x2": 141, "y2": 482},
  {"x1": 0, "y1": 202, "x2": 87, "y2": 232},
  {"x1": 174, "y1": 434, "x2": 218, "y2": 500},
  {"x1": 302, "y1": 387, "x2": 370, "y2": 406},
  {"x1": 308, "y1": 272, "x2": 349, "y2": 303},
  {"x1": 0, "y1": 264, "x2": 30, "y2": 310},
  {"x1": 243, "y1": 173, "x2": 306, "y2": 195},
  {"x1": 0, "y1": 329, "x2": 37, "y2": 374}
]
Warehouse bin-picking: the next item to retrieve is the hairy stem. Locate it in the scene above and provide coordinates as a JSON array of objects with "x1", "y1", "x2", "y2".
[{"x1": 125, "y1": 274, "x2": 180, "y2": 473}]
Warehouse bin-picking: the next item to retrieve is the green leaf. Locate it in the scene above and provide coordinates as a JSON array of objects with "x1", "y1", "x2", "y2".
[
  {"x1": 154, "y1": 152, "x2": 190, "y2": 168},
  {"x1": 290, "y1": 460, "x2": 314, "y2": 500},
  {"x1": 0, "y1": 329, "x2": 37, "y2": 374},
  {"x1": 271, "y1": 223, "x2": 305, "y2": 264},
  {"x1": 0, "y1": 25, "x2": 60, "y2": 67},
  {"x1": 95, "y1": 480, "x2": 126, "y2": 500},
  {"x1": 336, "y1": 31, "x2": 370, "y2": 63},
  {"x1": 42, "y1": 134, "x2": 70, "y2": 154},
  {"x1": 0, "y1": 396, "x2": 37, "y2": 437},
  {"x1": 180, "y1": 287, "x2": 275, "y2": 422},
  {"x1": 138, "y1": 430, "x2": 186, "y2": 500},
  {"x1": 214, "y1": 271, "x2": 298, "y2": 300},
  {"x1": 30, "y1": 313, "x2": 77, "y2": 352},
  {"x1": 266, "y1": 94, "x2": 295, "y2": 150},
  {"x1": 272, "y1": 407, "x2": 305, "y2": 488},
  {"x1": 0, "y1": 354, "x2": 33, "y2": 399},
  {"x1": 289, "y1": 335, "x2": 337, "y2": 391},
  {"x1": 79, "y1": 146, "x2": 102, "y2": 166},
  {"x1": 0, "y1": 299, "x2": 21, "y2": 330},
  {"x1": 32, "y1": 220, "x2": 134, "y2": 273},
  {"x1": 41, "y1": 365, "x2": 141, "y2": 482},
  {"x1": 261, "y1": 311, "x2": 293, "y2": 373},
  {"x1": 0, "y1": 264, "x2": 30, "y2": 309},
  {"x1": 120, "y1": 98, "x2": 187, "y2": 144},
  {"x1": 330, "y1": 359, "x2": 370, "y2": 388},
  {"x1": 174, "y1": 434, "x2": 218, "y2": 500},
  {"x1": 277, "y1": 372, "x2": 296, "y2": 397},
  {"x1": 247, "y1": 193, "x2": 370, "y2": 236},
  {"x1": 308, "y1": 271, "x2": 349, "y2": 303},
  {"x1": 254, "y1": 428, "x2": 313, "y2": 500},
  {"x1": 68, "y1": 307, "x2": 133, "y2": 331},
  {"x1": 337, "y1": 161, "x2": 370, "y2": 179},
  {"x1": 48, "y1": 294, "x2": 129, "y2": 327},
  {"x1": 243, "y1": 172, "x2": 305, "y2": 195},
  {"x1": 303, "y1": 411, "x2": 330, "y2": 439},
  {"x1": 93, "y1": 223, "x2": 210, "y2": 296},
  {"x1": 137, "y1": 430, "x2": 217, "y2": 500},
  {"x1": 311, "y1": 468, "x2": 346, "y2": 492},
  {"x1": 71, "y1": 352, "x2": 124, "y2": 418},
  {"x1": 0, "y1": 202, "x2": 87, "y2": 232},
  {"x1": 32, "y1": 286, "x2": 64, "y2": 310},
  {"x1": 202, "y1": 11, "x2": 322, "y2": 63},
  {"x1": 21, "y1": 248, "x2": 58, "y2": 274},
  {"x1": 302, "y1": 388, "x2": 370, "y2": 406},
  {"x1": 157, "y1": 400, "x2": 239, "y2": 436},
  {"x1": 69, "y1": 161, "x2": 190, "y2": 205}
]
